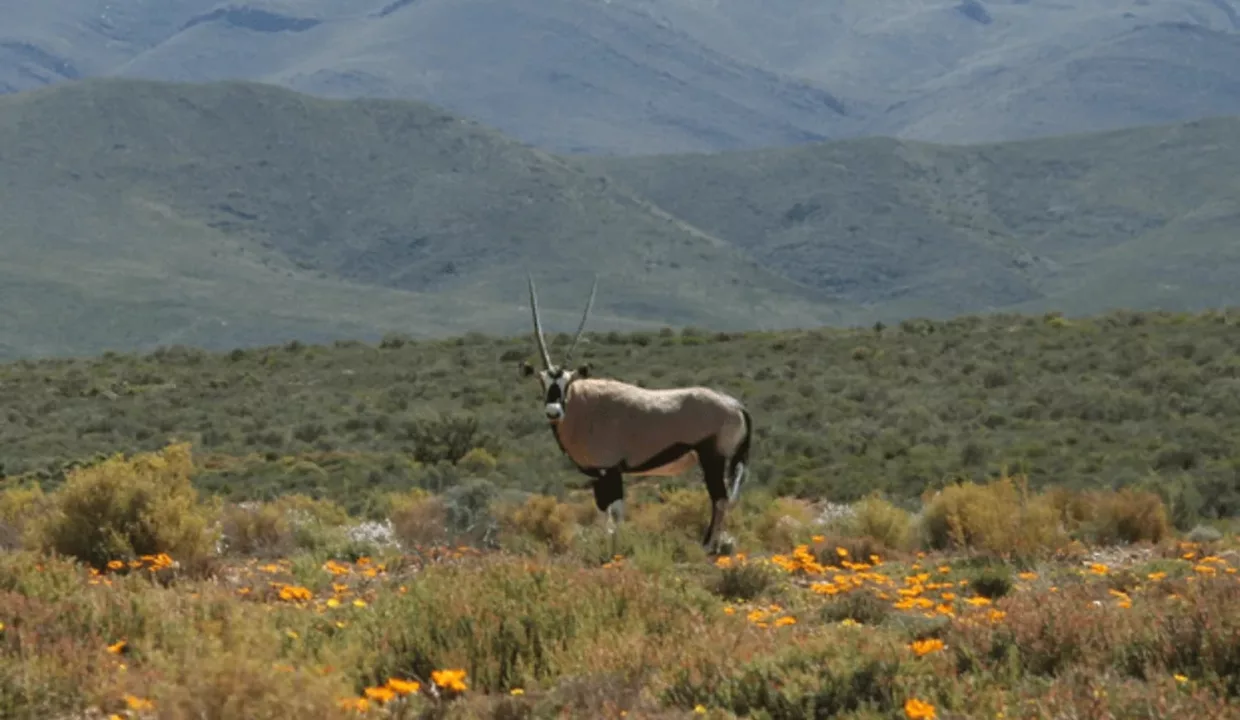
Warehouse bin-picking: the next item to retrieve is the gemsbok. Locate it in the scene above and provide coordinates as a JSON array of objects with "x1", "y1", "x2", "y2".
[{"x1": 520, "y1": 275, "x2": 753, "y2": 556}]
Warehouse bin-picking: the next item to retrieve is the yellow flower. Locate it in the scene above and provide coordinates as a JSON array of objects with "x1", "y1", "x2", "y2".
[
  {"x1": 124, "y1": 695, "x2": 155, "y2": 711},
  {"x1": 1147, "y1": 571, "x2": 1167, "y2": 581},
  {"x1": 106, "y1": 640, "x2": 127, "y2": 655},
  {"x1": 432, "y1": 668, "x2": 469, "y2": 692},
  {"x1": 836, "y1": 547, "x2": 849, "y2": 558},
  {"x1": 324, "y1": 560, "x2": 351, "y2": 576},
  {"x1": 510, "y1": 688, "x2": 525, "y2": 696},
  {"x1": 338, "y1": 697, "x2": 370, "y2": 712},
  {"x1": 1088, "y1": 563, "x2": 1109, "y2": 575},
  {"x1": 364, "y1": 685, "x2": 396, "y2": 703},
  {"x1": 1174, "y1": 674, "x2": 1188, "y2": 683},
  {"x1": 1018, "y1": 572, "x2": 1037, "y2": 581},
  {"x1": 386, "y1": 678, "x2": 420, "y2": 695},
  {"x1": 910, "y1": 638, "x2": 945, "y2": 657},
  {"x1": 278, "y1": 585, "x2": 313, "y2": 602},
  {"x1": 353, "y1": 599, "x2": 368, "y2": 608},
  {"x1": 904, "y1": 697, "x2": 936, "y2": 719},
  {"x1": 773, "y1": 616, "x2": 797, "y2": 627},
  {"x1": 694, "y1": 705, "x2": 707, "y2": 714}
]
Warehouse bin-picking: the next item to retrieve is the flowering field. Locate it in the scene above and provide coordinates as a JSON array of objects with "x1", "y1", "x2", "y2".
[{"x1": 3, "y1": 444, "x2": 1240, "y2": 719}]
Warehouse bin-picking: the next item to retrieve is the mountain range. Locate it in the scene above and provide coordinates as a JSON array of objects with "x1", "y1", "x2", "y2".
[
  {"x1": 3, "y1": 0, "x2": 1240, "y2": 154},
  {"x1": 1, "y1": 78, "x2": 1238, "y2": 359}
]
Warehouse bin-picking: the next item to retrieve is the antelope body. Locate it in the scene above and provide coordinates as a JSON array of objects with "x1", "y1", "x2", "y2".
[{"x1": 520, "y1": 275, "x2": 753, "y2": 555}]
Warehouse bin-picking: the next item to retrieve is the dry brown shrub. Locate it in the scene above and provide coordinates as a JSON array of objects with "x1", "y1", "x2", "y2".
[
  {"x1": 495, "y1": 494, "x2": 579, "y2": 554},
  {"x1": 387, "y1": 488, "x2": 449, "y2": 548},
  {"x1": 218, "y1": 494, "x2": 350, "y2": 556},
  {"x1": 1044, "y1": 486, "x2": 1172, "y2": 546},
  {"x1": 629, "y1": 488, "x2": 710, "y2": 542},
  {"x1": 1090, "y1": 489, "x2": 1172, "y2": 545},
  {"x1": 837, "y1": 494, "x2": 914, "y2": 551},
  {"x1": 920, "y1": 471, "x2": 1066, "y2": 560},
  {"x1": 0, "y1": 483, "x2": 48, "y2": 550},
  {"x1": 740, "y1": 496, "x2": 817, "y2": 551}
]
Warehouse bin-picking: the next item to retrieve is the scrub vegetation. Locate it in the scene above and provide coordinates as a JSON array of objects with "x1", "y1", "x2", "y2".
[{"x1": 3, "y1": 309, "x2": 1240, "y2": 717}]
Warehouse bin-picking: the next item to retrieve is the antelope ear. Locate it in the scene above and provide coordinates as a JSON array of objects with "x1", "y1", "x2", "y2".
[
  {"x1": 519, "y1": 360, "x2": 535, "y2": 377},
  {"x1": 576, "y1": 363, "x2": 592, "y2": 378}
]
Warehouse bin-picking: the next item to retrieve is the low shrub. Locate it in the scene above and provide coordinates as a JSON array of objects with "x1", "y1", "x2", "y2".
[
  {"x1": 494, "y1": 493, "x2": 579, "y2": 554},
  {"x1": 837, "y1": 494, "x2": 914, "y2": 552},
  {"x1": 218, "y1": 494, "x2": 352, "y2": 557},
  {"x1": 920, "y1": 472, "x2": 1066, "y2": 559},
  {"x1": 0, "y1": 483, "x2": 48, "y2": 550},
  {"x1": 712, "y1": 557, "x2": 781, "y2": 602},
  {"x1": 387, "y1": 489, "x2": 449, "y2": 549},
  {"x1": 733, "y1": 493, "x2": 818, "y2": 552},
  {"x1": 1086, "y1": 489, "x2": 1172, "y2": 546},
  {"x1": 27, "y1": 442, "x2": 219, "y2": 570},
  {"x1": 629, "y1": 488, "x2": 711, "y2": 544},
  {"x1": 349, "y1": 556, "x2": 719, "y2": 696}
]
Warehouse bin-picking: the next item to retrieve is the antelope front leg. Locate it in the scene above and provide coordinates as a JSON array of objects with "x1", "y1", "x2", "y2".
[{"x1": 593, "y1": 468, "x2": 625, "y2": 560}]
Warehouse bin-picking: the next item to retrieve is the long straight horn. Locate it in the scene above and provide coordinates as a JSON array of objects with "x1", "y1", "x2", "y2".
[
  {"x1": 527, "y1": 274, "x2": 553, "y2": 369},
  {"x1": 563, "y1": 274, "x2": 598, "y2": 366}
]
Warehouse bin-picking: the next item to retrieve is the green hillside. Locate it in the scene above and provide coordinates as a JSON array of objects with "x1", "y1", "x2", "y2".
[
  {"x1": 0, "y1": 78, "x2": 835, "y2": 359},
  {"x1": 586, "y1": 117, "x2": 1240, "y2": 319},
  {"x1": 3, "y1": 78, "x2": 1240, "y2": 360},
  {"x1": 3, "y1": 310, "x2": 1239, "y2": 531}
]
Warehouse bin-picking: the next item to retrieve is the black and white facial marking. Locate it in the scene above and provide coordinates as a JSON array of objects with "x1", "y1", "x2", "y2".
[
  {"x1": 521, "y1": 361, "x2": 590, "y2": 422},
  {"x1": 541, "y1": 367, "x2": 570, "y2": 421}
]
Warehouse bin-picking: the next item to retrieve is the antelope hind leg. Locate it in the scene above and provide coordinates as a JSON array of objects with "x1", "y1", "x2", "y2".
[
  {"x1": 703, "y1": 498, "x2": 731, "y2": 555},
  {"x1": 699, "y1": 446, "x2": 730, "y2": 555}
]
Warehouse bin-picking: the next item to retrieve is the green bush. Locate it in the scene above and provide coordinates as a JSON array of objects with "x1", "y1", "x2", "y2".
[{"x1": 30, "y1": 442, "x2": 219, "y2": 570}]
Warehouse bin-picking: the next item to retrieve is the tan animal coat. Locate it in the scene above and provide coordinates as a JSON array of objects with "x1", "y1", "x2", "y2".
[{"x1": 552, "y1": 378, "x2": 748, "y2": 477}]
